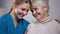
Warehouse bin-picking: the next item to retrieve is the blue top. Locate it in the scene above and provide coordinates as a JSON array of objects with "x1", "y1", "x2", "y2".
[{"x1": 0, "y1": 13, "x2": 29, "y2": 34}]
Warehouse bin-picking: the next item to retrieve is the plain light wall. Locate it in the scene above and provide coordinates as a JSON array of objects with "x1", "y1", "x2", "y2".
[
  {"x1": 0, "y1": 0, "x2": 60, "y2": 22},
  {"x1": 0, "y1": 0, "x2": 12, "y2": 15}
]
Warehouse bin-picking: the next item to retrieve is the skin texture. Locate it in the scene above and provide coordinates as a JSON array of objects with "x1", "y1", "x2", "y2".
[
  {"x1": 31, "y1": 5, "x2": 48, "y2": 20},
  {"x1": 14, "y1": 3, "x2": 30, "y2": 19}
]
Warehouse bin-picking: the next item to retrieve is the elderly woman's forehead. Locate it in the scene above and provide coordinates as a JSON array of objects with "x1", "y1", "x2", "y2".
[
  {"x1": 32, "y1": 5, "x2": 43, "y2": 9},
  {"x1": 31, "y1": 0, "x2": 48, "y2": 6},
  {"x1": 31, "y1": 0, "x2": 48, "y2": 2}
]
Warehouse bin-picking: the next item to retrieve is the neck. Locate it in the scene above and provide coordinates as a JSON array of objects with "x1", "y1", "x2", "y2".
[{"x1": 10, "y1": 10, "x2": 18, "y2": 22}]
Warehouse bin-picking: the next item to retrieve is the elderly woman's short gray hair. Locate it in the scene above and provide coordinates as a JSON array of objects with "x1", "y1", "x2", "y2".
[{"x1": 31, "y1": 0, "x2": 49, "y2": 7}]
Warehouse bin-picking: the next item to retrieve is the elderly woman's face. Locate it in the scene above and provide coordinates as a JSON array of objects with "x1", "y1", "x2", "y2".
[
  {"x1": 31, "y1": 5, "x2": 48, "y2": 20},
  {"x1": 14, "y1": 3, "x2": 30, "y2": 19}
]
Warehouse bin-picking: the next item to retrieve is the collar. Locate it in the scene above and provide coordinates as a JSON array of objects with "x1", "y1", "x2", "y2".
[{"x1": 34, "y1": 16, "x2": 52, "y2": 24}]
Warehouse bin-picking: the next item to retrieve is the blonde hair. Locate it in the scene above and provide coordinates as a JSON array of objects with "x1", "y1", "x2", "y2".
[
  {"x1": 13, "y1": 0, "x2": 31, "y2": 5},
  {"x1": 31, "y1": 0, "x2": 49, "y2": 7},
  {"x1": 9, "y1": 0, "x2": 31, "y2": 13}
]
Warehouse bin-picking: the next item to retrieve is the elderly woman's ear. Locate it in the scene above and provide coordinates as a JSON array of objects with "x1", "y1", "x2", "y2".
[{"x1": 55, "y1": 19, "x2": 60, "y2": 23}]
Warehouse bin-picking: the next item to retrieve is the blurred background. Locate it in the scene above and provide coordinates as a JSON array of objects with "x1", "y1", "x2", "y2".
[{"x1": 0, "y1": 0, "x2": 60, "y2": 22}]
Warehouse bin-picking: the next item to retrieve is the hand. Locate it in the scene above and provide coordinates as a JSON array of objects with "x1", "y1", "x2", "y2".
[{"x1": 55, "y1": 19, "x2": 60, "y2": 23}]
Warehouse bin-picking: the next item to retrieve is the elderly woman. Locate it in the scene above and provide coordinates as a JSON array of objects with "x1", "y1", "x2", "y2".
[
  {"x1": 0, "y1": 0, "x2": 31, "y2": 34},
  {"x1": 26, "y1": 0, "x2": 60, "y2": 34}
]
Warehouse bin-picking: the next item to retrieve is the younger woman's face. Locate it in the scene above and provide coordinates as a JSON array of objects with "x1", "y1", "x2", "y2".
[{"x1": 14, "y1": 3, "x2": 30, "y2": 19}]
